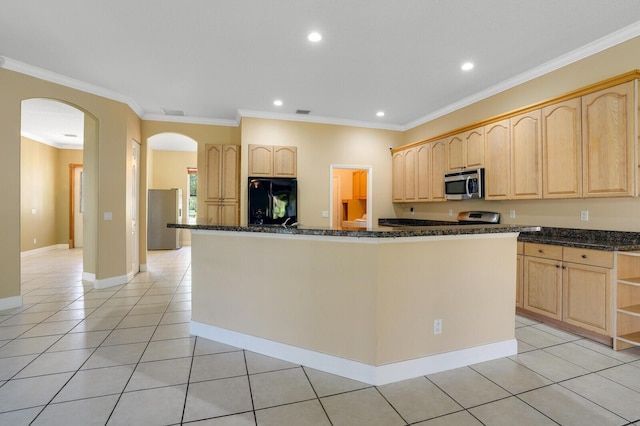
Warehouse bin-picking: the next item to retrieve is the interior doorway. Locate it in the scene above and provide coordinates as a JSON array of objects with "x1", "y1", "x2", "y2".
[
  {"x1": 69, "y1": 164, "x2": 84, "y2": 248},
  {"x1": 329, "y1": 165, "x2": 373, "y2": 229}
]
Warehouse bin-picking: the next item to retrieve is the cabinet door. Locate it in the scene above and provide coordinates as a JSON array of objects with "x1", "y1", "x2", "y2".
[
  {"x1": 582, "y1": 81, "x2": 635, "y2": 197},
  {"x1": 447, "y1": 133, "x2": 465, "y2": 171},
  {"x1": 563, "y1": 262, "x2": 611, "y2": 335},
  {"x1": 431, "y1": 139, "x2": 447, "y2": 201},
  {"x1": 484, "y1": 120, "x2": 510, "y2": 200},
  {"x1": 511, "y1": 110, "x2": 542, "y2": 199},
  {"x1": 465, "y1": 127, "x2": 485, "y2": 169},
  {"x1": 392, "y1": 151, "x2": 405, "y2": 201},
  {"x1": 248, "y1": 144, "x2": 273, "y2": 177},
  {"x1": 403, "y1": 148, "x2": 417, "y2": 201},
  {"x1": 542, "y1": 99, "x2": 582, "y2": 198},
  {"x1": 524, "y1": 255, "x2": 563, "y2": 320},
  {"x1": 273, "y1": 146, "x2": 297, "y2": 177},
  {"x1": 205, "y1": 144, "x2": 222, "y2": 201},
  {"x1": 221, "y1": 145, "x2": 239, "y2": 203},
  {"x1": 358, "y1": 170, "x2": 367, "y2": 199},
  {"x1": 219, "y1": 203, "x2": 239, "y2": 226},
  {"x1": 516, "y1": 253, "x2": 523, "y2": 308},
  {"x1": 416, "y1": 144, "x2": 431, "y2": 201}
]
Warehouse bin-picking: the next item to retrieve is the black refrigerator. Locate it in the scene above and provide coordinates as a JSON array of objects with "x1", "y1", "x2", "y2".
[{"x1": 248, "y1": 178, "x2": 297, "y2": 225}]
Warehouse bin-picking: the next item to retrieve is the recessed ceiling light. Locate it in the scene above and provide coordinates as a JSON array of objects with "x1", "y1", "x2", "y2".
[
  {"x1": 376, "y1": 111, "x2": 385, "y2": 117},
  {"x1": 308, "y1": 32, "x2": 322, "y2": 42},
  {"x1": 461, "y1": 62, "x2": 474, "y2": 71},
  {"x1": 273, "y1": 99, "x2": 283, "y2": 106}
]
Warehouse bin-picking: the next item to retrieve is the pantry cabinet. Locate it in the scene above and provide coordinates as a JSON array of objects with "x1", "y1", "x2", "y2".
[
  {"x1": 522, "y1": 242, "x2": 613, "y2": 337},
  {"x1": 248, "y1": 144, "x2": 297, "y2": 177},
  {"x1": 204, "y1": 144, "x2": 240, "y2": 225},
  {"x1": 352, "y1": 170, "x2": 368, "y2": 200},
  {"x1": 582, "y1": 81, "x2": 635, "y2": 197},
  {"x1": 542, "y1": 98, "x2": 582, "y2": 198}
]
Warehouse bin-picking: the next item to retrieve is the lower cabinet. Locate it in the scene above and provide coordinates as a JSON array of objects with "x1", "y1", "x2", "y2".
[
  {"x1": 516, "y1": 242, "x2": 524, "y2": 308},
  {"x1": 206, "y1": 203, "x2": 238, "y2": 226},
  {"x1": 522, "y1": 243, "x2": 613, "y2": 338}
]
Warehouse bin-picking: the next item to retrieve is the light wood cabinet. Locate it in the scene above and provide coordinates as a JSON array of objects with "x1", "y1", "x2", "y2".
[
  {"x1": 392, "y1": 150, "x2": 405, "y2": 202},
  {"x1": 447, "y1": 128, "x2": 484, "y2": 171},
  {"x1": 523, "y1": 243, "x2": 613, "y2": 336},
  {"x1": 431, "y1": 139, "x2": 448, "y2": 201},
  {"x1": 582, "y1": 81, "x2": 635, "y2": 197},
  {"x1": 484, "y1": 119, "x2": 511, "y2": 200},
  {"x1": 204, "y1": 144, "x2": 240, "y2": 226},
  {"x1": 614, "y1": 251, "x2": 640, "y2": 350},
  {"x1": 511, "y1": 110, "x2": 542, "y2": 199},
  {"x1": 352, "y1": 170, "x2": 367, "y2": 199},
  {"x1": 248, "y1": 144, "x2": 297, "y2": 177},
  {"x1": 524, "y1": 243, "x2": 563, "y2": 320},
  {"x1": 562, "y1": 247, "x2": 612, "y2": 336},
  {"x1": 542, "y1": 98, "x2": 582, "y2": 198},
  {"x1": 516, "y1": 241, "x2": 524, "y2": 308},
  {"x1": 205, "y1": 203, "x2": 238, "y2": 226},
  {"x1": 416, "y1": 144, "x2": 431, "y2": 201}
]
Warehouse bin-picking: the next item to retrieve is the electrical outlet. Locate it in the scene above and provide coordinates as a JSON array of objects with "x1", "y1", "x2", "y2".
[
  {"x1": 433, "y1": 319, "x2": 442, "y2": 335},
  {"x1": 581, "y1": 210, "x2": 589, "y2": 221},
  {"x1": 321, "y1": 210, "x2": 329, "y2": 218},
  {"x1": 410, "y1": 207, "x2": 414, "y2": 215},
  {"x1": 33, "y1": 238, "x2": 36, "y2": 245},
  {"x1": 448, "y1": 209, "x2": 453, "y2": 216},
  {"x1": 509, "y1": 210, "x2": 516, "y2": 219}
]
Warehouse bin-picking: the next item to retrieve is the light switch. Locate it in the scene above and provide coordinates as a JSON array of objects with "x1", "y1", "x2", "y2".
[
  {"x1": 31, "y1": 208, "x2": 36, "y2": 215},
  {"x1": 104, "y1": 212, "x2": 113, "y2": 221}
]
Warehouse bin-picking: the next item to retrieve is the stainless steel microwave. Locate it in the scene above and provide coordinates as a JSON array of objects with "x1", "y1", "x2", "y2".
[{"x1": 444, "y1": 168, "x2": 484, "y2": 200}]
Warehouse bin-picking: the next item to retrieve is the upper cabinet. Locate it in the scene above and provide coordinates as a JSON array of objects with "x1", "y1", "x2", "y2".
[
  {"x1": 352, "y1": 170, "x2": 367, "y2": 199},
  {"x1": 205, "y1": 144, "x2": 239, "y2": 203},
  {"x1": 582, "y1": 81, "x2": 635, "y2": 197},
  {"x1": 484, "y1": 120, "x2": 511, "y2": 200},
  {"x1": 542, "y1": 98, "x2": 582, "y2": 198},
  {"x1": 447, "y1": 128, "x2": 484, "y2": 171},
  {"x1": 248, "y1": 144, "x2": 297, "y2": 177},
  {"x1": 392, "y1": 73, "x2": 639, "y2": 203},
  {"x1": 510, "y1": 110, "x2": 542, "y2": 199}
]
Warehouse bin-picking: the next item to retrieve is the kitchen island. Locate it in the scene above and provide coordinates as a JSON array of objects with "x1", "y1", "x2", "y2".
[{"x1": 170, "y1": 223, "x2": 538, "y2": 385}]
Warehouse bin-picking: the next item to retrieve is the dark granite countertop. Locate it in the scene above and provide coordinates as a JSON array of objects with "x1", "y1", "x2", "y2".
[
  {"x1": 377, "y1": 219, "x2": 640, "y2": 251},
  {"x1": 517, "y1": 227, "x2": 640, "y2": 251},
  {"x1": 169, "y1": 222, "x2": 537, "y2": 239}
]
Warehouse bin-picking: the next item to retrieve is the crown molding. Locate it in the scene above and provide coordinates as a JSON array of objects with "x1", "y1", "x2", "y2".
[
  {"x1": 402, "y1": 20, "x2": 640, "y2": 131},
  {"x1": 238, "y1": 109, "x2": 404, "y2": 132},
  {"x1": 142, "y1": 113, "x2": 239, "y2": 127},
  {"x1": 0, "y1": 56, "x2": 145, "y2": 117}
]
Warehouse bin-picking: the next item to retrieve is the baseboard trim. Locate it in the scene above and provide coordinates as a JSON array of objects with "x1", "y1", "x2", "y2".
[
  {"x1": 21, "y1": 244, "x2": 69, "y2": 258},
  {"x1": 93, "y1": 273, "x2": 132, "y2": 289},
  {"x1": 82, "y1": 272, "x2": 96, "y2": 283},
  {"x1": 190, "y1": 321, "x2": 517, "y2": 386},
  {"x1": 0, "y1": 295, "x2": 23, "y2": 311}
]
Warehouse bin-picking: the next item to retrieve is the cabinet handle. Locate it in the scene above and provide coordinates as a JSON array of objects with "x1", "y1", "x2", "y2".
[
  {"x1": 538, "y1": 249, "x2": 543, "y2": 253},
  {"x1": 555, "y1": 265, "x2": 560, "y2": 268},
  {"x1": 562, "y1": 266, "x2": 566, "y2": 269},
  {"x1": 581, "y1": 254, "x2": 587, "y2": 259}
]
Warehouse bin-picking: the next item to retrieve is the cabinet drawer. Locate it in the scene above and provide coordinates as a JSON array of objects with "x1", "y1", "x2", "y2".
[
  {"x1": 563, "y1": 247, "x2": 613, "y2": 268},
  {"x1": 524, "y1": 243, "x2": 562, "y2": 260}
]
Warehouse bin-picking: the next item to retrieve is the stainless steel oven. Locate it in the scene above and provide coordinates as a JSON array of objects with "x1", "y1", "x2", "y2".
[{"x1": 444, "y1": 168, "x2": 484, "y2": 200}]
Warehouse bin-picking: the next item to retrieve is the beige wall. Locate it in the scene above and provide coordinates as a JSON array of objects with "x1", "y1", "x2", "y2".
[
  {"x1": 398, "y1": 35, "x2": 640, "y2": 232},
  {"x1": 240, "y1": 118, "x2": 402, "y2": 227},
  {"x1": 55, "y1": 148, "x2": 83, "y2": 246},
  {"x1": 150, "y1": 149, "x2": 197, "y2": 245}
]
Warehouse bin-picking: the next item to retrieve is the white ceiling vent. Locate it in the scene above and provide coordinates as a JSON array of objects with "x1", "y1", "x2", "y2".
[
  {"x1": 162, "y1": 108, "x2": 186, "y2": 116},
  {"x1": 296, "y1": 109, "x2": 311, "y2": 115}
]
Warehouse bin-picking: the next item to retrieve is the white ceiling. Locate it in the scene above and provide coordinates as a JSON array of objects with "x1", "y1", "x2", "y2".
[{"x1": 3, "y1": 1, "x2": 640, "y2": 149}]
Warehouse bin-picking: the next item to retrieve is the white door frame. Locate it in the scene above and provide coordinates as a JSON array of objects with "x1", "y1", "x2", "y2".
[
  {"x1": 131, "y1": 140, "x2": 140, "y2": 275},
  {"x1": 329, "y1": 164, "x2": 373, "y2": 229}
]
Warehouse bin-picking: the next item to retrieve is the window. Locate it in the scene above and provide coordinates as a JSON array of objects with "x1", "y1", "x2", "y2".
[{"x1": 188, "y1": 168, "x2": 197, "y2": 224}]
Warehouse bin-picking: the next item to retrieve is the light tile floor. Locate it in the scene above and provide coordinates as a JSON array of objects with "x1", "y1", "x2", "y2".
[{"x1": 1, "y1": 247, "x2": 640, "y2": 425}]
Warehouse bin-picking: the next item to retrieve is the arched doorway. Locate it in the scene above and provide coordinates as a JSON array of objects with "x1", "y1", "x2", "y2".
[{"x1": 20, "y1": 98, "x2": 99, "y2": 284}]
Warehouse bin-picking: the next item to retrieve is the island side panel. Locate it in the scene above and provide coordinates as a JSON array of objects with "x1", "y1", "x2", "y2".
[
  {"x1": 375, "y1": 234, "x2": 517, "y2": 365},
  {"x1": 191, "y1": 231, "x2": 380, "y2": 365}
]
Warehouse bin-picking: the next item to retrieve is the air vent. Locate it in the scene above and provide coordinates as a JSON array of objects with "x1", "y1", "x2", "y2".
[
  {"x1": 162, "y1": 108, "x2": 186, "y2": 116},
  {"x1": 296, "y1": 109, "x2": 311, "y2": 115},
  {"x1": 63, "y1": 134, "x2": 78, "y2": 138}
]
